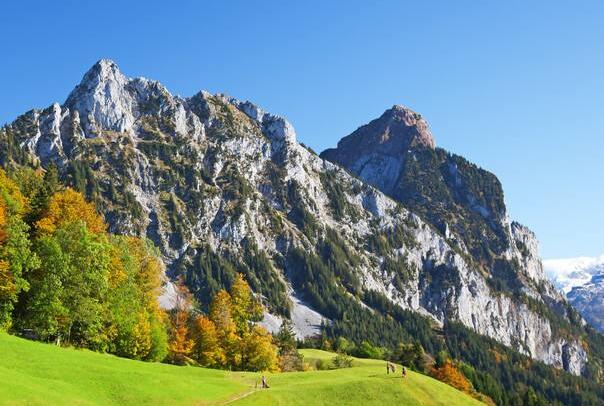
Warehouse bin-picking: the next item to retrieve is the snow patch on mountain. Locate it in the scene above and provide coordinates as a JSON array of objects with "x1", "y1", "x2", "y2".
[{"x1": 544, "y1": 254, "x2": 604, "y2": 294}]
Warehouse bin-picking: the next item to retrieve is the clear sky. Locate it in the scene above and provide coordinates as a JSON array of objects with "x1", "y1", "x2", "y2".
[{"x1": 1, "y1": 1, "x2": 602, "y2": 259}]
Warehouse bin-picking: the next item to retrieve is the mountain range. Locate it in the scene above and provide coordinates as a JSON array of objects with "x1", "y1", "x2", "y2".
[
  {"x1": 1, "y1": 60, "x2": 603, "y2": 403},
  {"x1": 545, "y1": 255, "x2": 604, "y2": 333}
]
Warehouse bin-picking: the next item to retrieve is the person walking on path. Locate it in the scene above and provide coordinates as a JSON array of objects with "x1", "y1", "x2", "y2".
[
  {"x1": 261, "y1": 375, "x2": 270, "y2": 389},
  {"x1": 402, "y1": 366, "x2": 407, "y2": 378},
  {"x1": 387, "y1": 362, "x2": 391, "y2": 374}
]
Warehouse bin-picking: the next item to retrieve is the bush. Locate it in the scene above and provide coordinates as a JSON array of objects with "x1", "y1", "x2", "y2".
[
  {"x1": 279, "y1": 350, "x2": 305, "y2": 372},
  {"x1": 331, "y1": 352, "x2": 353, "y2": 369},
  {"x1": 353, "y1": 340, "x2": 387, "y2": 360},
  {"x1": 315, "y1": 358, "x2": 331, "y2": 370}
]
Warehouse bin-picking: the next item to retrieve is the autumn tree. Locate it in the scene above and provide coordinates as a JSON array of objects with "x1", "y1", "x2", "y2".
[
  {"x1": 36, "y1": 188, "x2": 106, "y2": 236},
  {"x1": 230, "y1": 273, "x2": 263, "y2": 335},
  {"x1": 190, "y1": 315, "x2": 224, "y2": 367},
  {"x1": 8, "y1": 166, "x2": 58, "y2": 224},
  {"x1": 240, "y1": 325, "x2": 279, "y2": 372},
  {"x1": 430, "y1": 360, "x2": 473, "y2": 394},
  {"x1": 209, "y1": 289, "x2": 240, "y2": 367},
  {"x1": 201, "y1": 275, "x2": 279, "y2": 371},
  {"x1": 168, "y1": 277, "x2": 194, "y2": 364},
  {"x1": 106, "y1": 237, "x2": 168, "y2": 361},
  {"x1": 0, "y1": 169, "x2": 27, "y2": 215}
]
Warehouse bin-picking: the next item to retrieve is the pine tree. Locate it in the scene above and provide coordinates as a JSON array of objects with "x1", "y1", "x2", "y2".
[{"x1": 275, "y1": 319, "x2": 297, "y2": 354}]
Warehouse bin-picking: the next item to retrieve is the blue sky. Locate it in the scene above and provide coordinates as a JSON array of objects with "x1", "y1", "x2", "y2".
[{"x1": 1, "y1": 1, "x2": 602, "y2": 258}]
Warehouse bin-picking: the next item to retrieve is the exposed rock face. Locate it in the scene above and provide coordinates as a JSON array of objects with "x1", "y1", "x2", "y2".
[
  {"x1": 65, "y1": 59, "x2": 136, "y2": 134},
  {"x1": 322, "y1": 105, "x2": 434, "y2": 193},
  {"x1": 1, "y1": 60, "x2": 590, "y2": 375},
  {"x1": 322, "y1": 103, "x2": 590, "y2": 374}
]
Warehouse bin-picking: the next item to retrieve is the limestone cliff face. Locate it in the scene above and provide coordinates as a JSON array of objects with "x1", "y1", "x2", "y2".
[
  {"x1": 322, "y1": 104, "x2": 589, "y2": 374},
  {"x1": 1, "y1": 60, "x2": 589, "y2": 375}
]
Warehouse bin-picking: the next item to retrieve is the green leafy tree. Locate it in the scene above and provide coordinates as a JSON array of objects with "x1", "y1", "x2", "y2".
[
  {"x1": 24, "y1": 222, "x2": 111, "y2": 347},
  {"x1": 0, "y1": 170, "x2": 39, "y2": 329},
  {"x1": 105, "y1": 236, "x2": 168, "y2": 361}
]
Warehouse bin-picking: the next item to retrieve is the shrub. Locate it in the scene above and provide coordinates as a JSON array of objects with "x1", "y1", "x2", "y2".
[
  {"x1": 315, "y1": 358, "x2": 330, "y2": 370},
  {"x1": 331, "y1": 352, "x2": 353, "y2": 369}
]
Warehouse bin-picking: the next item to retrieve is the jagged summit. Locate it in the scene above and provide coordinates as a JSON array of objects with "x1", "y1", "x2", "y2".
[
  {"x1": 321, "y1": 104, "x2": 434, "y2": 170},
  {"x1": 320, "y1": 105, "x2": 435, "y2": 195},
  {"x1": 64, "y1": 59, "x2": 135, "y2": 134},
  {"x1": 385, "y1": 104, "x2": 434, "y2": 146},
  {"x1": 65, "y1": 59, "x2": 129, "y2": 105},
  {"x1": 82, "y1": 59, "x2": 124, "y2": 84},
  {"x1": 33, "y1": 59, "x2": 298, "y2": 145}
]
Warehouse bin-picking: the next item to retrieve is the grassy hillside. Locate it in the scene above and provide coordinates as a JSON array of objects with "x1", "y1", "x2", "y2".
[
  {"x1": 0, "y1": 333, "x2": 246, "y2": 405},
  {"x1": 0, "y1": 333, "x2": 483, "y2": 405},
  {"x1": 237, "y1": 349, "x2": 484, "y2": 405}
]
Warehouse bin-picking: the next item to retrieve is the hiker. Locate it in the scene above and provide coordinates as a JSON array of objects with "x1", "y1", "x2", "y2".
[
  {"x1": 402, "y1": 366, "x2": 407, "y2": 378},
  {"x1": 261, "y1": 375, "x2": 270, "y2": 389},
  {"x1": 387, "y1": 362, "x2": 390, "y2": 374}
]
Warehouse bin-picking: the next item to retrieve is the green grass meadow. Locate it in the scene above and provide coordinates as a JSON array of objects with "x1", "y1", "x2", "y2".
[{"x1": 0, "y1": 333, "x2": 483, "y2": 405}]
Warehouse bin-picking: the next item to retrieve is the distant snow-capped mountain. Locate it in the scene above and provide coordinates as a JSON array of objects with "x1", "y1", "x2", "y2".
[
  {"x1": 544, "y1": 255, "x2": 604, "y2": 293},
  {"x1": 544, "y1": 255, "x2": 604, "y2": 332}
]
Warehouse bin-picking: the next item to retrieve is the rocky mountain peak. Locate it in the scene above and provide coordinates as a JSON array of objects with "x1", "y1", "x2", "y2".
[
  {"x1": 320, "y1": 104, "x2": 434, "y2": 170},
  {"x1": 385, "y1": 104, "x2": 434, "y2": 145},
  {"x1": 84, "y1": 59, "x2": 124, "y2": 85},
  {"x1": 64, "y1": 59, "x2": 135, "y2": 135}
]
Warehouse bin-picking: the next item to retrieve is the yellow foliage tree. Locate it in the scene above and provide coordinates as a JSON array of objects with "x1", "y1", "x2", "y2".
[
  {"x1": 107, "y1": 244, "x2": 127, "y2": 289},
  {"x1": 209, "y1": 289, "x2": 240, "y2": 367},
  {"x1": 0, "y1": 200, "x2": 6, "y2": 243},
  {"x1": 36, "y1": 188, "x2": 106, "y2": 235},
  {"x1": 190, "y1": 315, "x2": 225, "y2": 367},
  {"x1": 0, "y1": 260, "x2": 13, "y2": 304},
  {"x1": 124, "y1": 237, "x2": 164, "y2": 317},
  {"x1": 0, "y1": 169, "x2": 28, "y2": 216},
  {"x1": 131, "y1": 311, "x2": 153, "y2": 358},
  {"x1": 240, "y1": 325, "x2": 279, "y2": 372},
  {"x1": 168, "y1": 278, "x2": 194, "y2": 364},
  {"x1": 230, "y1": 273, "x2": 263, "y2": 335},
  {"x1": 0, "y1": 199, "x2": 14, "y2": 300}
]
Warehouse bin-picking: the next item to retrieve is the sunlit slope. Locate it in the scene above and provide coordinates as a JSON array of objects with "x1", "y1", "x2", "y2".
[
  {"x1": 233, "y1": 349, "x2": 484, "y2": 405},
  {"x1": 0, "y1": 332, "x2": 245, "y2": 405},
  {"x1": 0, "y1": 334, "x2": 483, "y2": 405}
]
